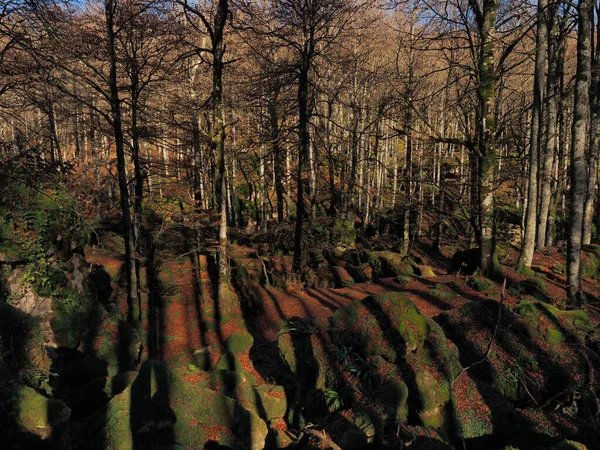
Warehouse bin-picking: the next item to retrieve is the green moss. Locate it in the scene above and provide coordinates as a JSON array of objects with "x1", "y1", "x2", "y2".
[
  {"x1": 581, "y1": 245, "x2": 600, "y2": 279},
  {"x1": 224, "y1": 331, "x2": 254, "y2": 355},
  {"x1": 51, "y1": 288, "x2": 93, "y2": 348},
  {"x1": 430, "y1": 284, "x2": 455, "y2": 299},
  {"x1": 331, "y1": 218, "x2": 356, "y2": 248},
  {"x1": 255, "y1": 384, "x2": 287, "y2": 423},
  {"x1": 466, "y1": 276, "x2": 493, "y2": 292},
  {"x1": 333, "y1": 294, "x2": 461, "y2": 432},
  {"x1": 331, "y1": 265, "x2": 355, "y2": 288},
  {"x1": 17, "y1": 385, "x2": 70, "y2": 436},
  {"x1": 509, "y1": 277, "x2": 549, "y2": 301},
  {"x1": 458, "y1": 407, "x2": 494, "y2": 439},
  {"x1": 371, "y1": 251, "x2": 413, "y2": 278},
  {"x1": 552, "y1": 441, "x2": 588, "y2": 450}
]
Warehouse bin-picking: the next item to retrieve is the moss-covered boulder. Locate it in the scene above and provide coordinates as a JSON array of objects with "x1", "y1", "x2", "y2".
[
  {"x1": 255, "y1": 384, "x2": 287, "y2": 424},
  {"x1": 371, "y1": 252, "x2": 414, "y2": 278},
  {"x1": 15, "y1": 385, "x2": 71, "y2": 441},
  {"x1": 552, "y1": 441, "x2": 588, "y2": 450},
  {"x1": 90, "y1": 360, "x2": 268, "y2": 450},
  {"x1": 581, "y1": 244, "x2": 600, "y2": 280},
  {"x1": 419, "y1": 265, "x2": 436, "y2": 278},
  {"x1": 466, "y1": 276, "x2": 493, "y2": 292},
  {"x1": 0, "y1": 302, "x2": 52, "y2": 392},
  {"x1": 278, "y1": 317, "x2": 341, "y2": 392},
  {"x1": 331, "y1": 294, "x2": 461, "y2": 432},
  {"x1": 437, "y1": 300, "x2": 599, "y2": 407},
  {"x1": 78, "y1": 305, "x2": 142, "y2": 377},
  {"x1": 331, "y1": 265, "x2": 355, "y2": 288},
  {"x1": 508, "y1": 277, "x2": 549, "y2": 302},
  {"x1": 224, "y1": 331, "x2": 254, "y2": 355}
]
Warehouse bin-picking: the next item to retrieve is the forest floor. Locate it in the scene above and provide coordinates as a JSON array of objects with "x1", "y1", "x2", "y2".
[{"x1": 79, "y1": 224, "x2": 600, "y2": 449}]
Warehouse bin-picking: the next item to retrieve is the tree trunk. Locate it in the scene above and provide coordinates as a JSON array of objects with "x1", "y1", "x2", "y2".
[
  {"x1": 583, "y1": 6, "x2": 600, "y2": 244},
  {"x1": 213, "y1": 0, "x2": 230, "y2": 305},
  {"x1": 517, "y1": 0, "x2": 547, "y2": 271},
  {"x1": 270, "y1": 96, "x2": 285, "y2": 222},
  {"x1": 293, "y1": 54, "x2": 311, "y2": 273},
  {"x1": 104, "y1": 0, "x2": 140, "y2": 324},
  {"x1": 539, "y1": 4, "x2": 565, "y2": 248},
  {"x1": 567, "y1": 0, "x2": 592, "y2": 306},
  {"x1": 476, "y1": 0, "x2": 502, "y2": 279},
  {"x1": 192, "y1": 111, "x2": 203, "y2": 212}
]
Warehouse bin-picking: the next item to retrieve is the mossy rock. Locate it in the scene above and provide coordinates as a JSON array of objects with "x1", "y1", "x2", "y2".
[
  {"x1": 214, "y1": 351, "x2": 259, "y2": 385},
  {"x1": 277, "y1": 318, "x2": 339, "y2": 392},
  {"x1": 439, "y1": 300, "x2": 599, "y2": 406},
  {"x1": 332, "y1": 294, "x2": 461, "y2": 431},
  {"x1": 93, "y1": 360, "x2": 268, "y2": 450},
  {"x1": 371, "y1": 251, "x2": 413, "y2": 278},
  {"x1": 345, "y1": 264, "x2": 370, "y2": 283},
  {"x1": 552, "y1": 441, "x2": 588, "y2": 450},
  {"x1": 0, "y1": 302, "x2": 52, "y2": 391},
  {"x1": 430, "y1": 284, "x2": 455, "y2": 299},
  {"x1": 255, "y1": 384, "x2": 287, "y2": 423},
  {"x1": 224, "y1": 331, "x2": 254, "y2": 355},
  {"x1": 581, "y1": 245, "x2": 600, "y2": 279},
  {"x1": 331, "y1": 293, "x2": 428, "y2": 360},
  {"x1": 514, "y1": 300, "x2": 594, "y2": 345},
  {"x1": 78, "y1": 305, "x2": 142, "y2": 377},
  {"x1": 331, "y1": 265, "x2": 355, "y2": 288},
  {"x1": 419, "y1": 265, "x2": 436, "y2": 278},
  {"x1": 508, "y1": 278, "x2": 549, "y2": 301},
  {"x1": 466, "y1": 276, "x2": 493, "y2": 292},
  {"x1": 16, "y1": 385, "x2": 71, "y2": 440}
]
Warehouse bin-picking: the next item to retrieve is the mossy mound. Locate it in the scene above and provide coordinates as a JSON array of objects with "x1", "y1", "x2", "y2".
[
  {"x1": 466, "y1": 276, "x2": 493, "y2": 292},
  {"x1": 437, "y1": 300, "x2": 599, "y2": 407},
  {"x1": 370, "y1": 252, "x2": 414, "y2": 278},
  {"x1": 430, "y1": 284, "x2": 455, "y2": 299},
  {"x1": 419, "y1": 265, "x2": 436, "y2": 278},
  {"x1": 231, "y1": 257, "x2": 268, "y2": 285},
  {"x1": 0, "y1": 302, "x2": 52, "y2": 391},
  {"x1": 330, "y1": 265, "x2": 355, "y2": 288},
  {"x1": 278, "y1": 317, "x2": 340, "y2": 392},
  {"x1": 224, "y1": 331, "x2": 254, "y2": 355},
  {"x1": 331, "y1": 294, "x2": 461, "y2": 431},
  {"x1": 77, "y1": 305, "x2": 142, "y2": 377},
  {"x1": 508, "y1": 277, "x2": 549, "y2": 302},
  {"x1": 90, "y1": 360, "x2": 268, "y2": 450},
  {"x1": 3, "y1": 385, "x2": 71, "y2": 445},
  {"x1": 552, "y1": 441, "x2": 588, "y2": 450},
  {"x1": 581, "y1": 245, "x2": 600, "y2": 279}
]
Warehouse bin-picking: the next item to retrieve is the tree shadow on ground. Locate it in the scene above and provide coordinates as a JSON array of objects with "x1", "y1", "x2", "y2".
[{"x1": 436, "y1": 300, "x2": 597, "y2": 449}]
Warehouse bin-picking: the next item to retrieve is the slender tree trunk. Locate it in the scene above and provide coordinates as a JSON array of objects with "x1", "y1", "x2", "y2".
[
  {"x1": 584, "y1": 6, "x2": 600, "y2": 244},
  {"x1": 293, "y1": 53, "x2": 312, "y2": 273},
  {"x1": 193, "y1": 111, "x2": 203, "y2": 212},
  {"x1": 270, "y1": 96, "x2": 285, "y2": 222},
  {"x1": 105, "y1": 0, "x2": 139, "y2": 323},
  {"x1": 517, "y1": 0, "x2": 547, "y2": 271},
  {"x1": 476, "y1": 0, "x2": 502, "y2": 278},
  {"x1": 213, "y1": 0, "x2": 230, "y2": 304},
  {"x1": 567, "y1": 0, "x2": 592, "y2": 305}
]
